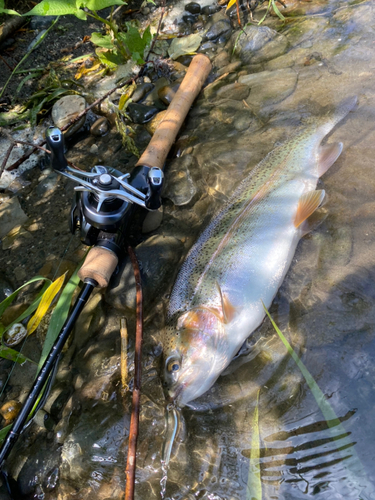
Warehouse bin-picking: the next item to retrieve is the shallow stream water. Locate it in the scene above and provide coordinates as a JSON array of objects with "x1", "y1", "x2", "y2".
[{"x1": 2, "y1": 0, "x2": 375, "y2": 498}]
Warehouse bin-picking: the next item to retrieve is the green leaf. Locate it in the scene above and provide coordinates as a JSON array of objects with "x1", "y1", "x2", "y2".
[
  {"x1": 0, "y1": 277, "x2": 51, "y2": 319},
  {"x1": 37, "y1": 263, "x2": 81, "y2": 372},
  {"x1": 85, "y1": 0, "x2": 126, "y2": 9},
  {"x1": 0, "y1": 109, "x2": 30, "y2": 126},
  {"x1": 96, "y1": 47, "x2": 124, "y2": 68},
  {"x1": 0, "y1": 346, "x2": 34, "y2": 364},
  {"x1": 247, "y1": 390, "x2": 262, "y2": 500},
  {"x1": 119, "y1": 25, "x2": 152, "y2": 61},
  {"x1": 0, "y1": 424, "x2": 11, "y2": 445},
  {"x1": 16, "y1": 73, "x2": 41, "y2": 95},
  {"x1": 91, "y1": 32, "x2": 115, "y2": 49},
  {"x1": 23, "y1": 0, "x2": 80, "y2": 16},
  {"x1": 168, "y1": 33, "x2": 202, "y2": 60}
]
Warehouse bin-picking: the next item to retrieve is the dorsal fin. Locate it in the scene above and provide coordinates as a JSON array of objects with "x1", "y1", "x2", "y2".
[
  {"x1": 318, "y1": 142, "x2": 343, "y2": 177},
  {"x1": 294, "y1": 190, "x2": 326, "y2": 228}
]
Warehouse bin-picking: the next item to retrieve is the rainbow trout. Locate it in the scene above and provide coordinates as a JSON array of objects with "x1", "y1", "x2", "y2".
[{"x1": 163, "y1": 97, "x2": 357, "y2": 407}]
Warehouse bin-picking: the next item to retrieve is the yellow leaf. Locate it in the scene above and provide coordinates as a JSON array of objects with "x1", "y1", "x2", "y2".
[
  {"x1": 226, "y1": 0, "x2": 237, "y2": 12},
  {"x1": 27, "y1": 273, "x2": 67, "y2": 336},
  {"x1": 74, "y1": 61, "x2": 102, "y2": 80},
  {"x1": 119, "y1": 83, "x2": 136, "y2": 111}
]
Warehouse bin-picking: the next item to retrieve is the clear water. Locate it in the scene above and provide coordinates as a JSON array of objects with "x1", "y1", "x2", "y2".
[{"x1": 4, "y1": 0, "x2": 375, "y2": 498}]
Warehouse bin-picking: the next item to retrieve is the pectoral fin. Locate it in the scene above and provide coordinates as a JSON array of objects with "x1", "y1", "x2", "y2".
[
  {"x1": 294, "y1": 190, "x2": 326, "y2": 228},
  {"x1": 318, "y1": 142, "x2": 343, "y2": 177},
  {"x1": 216, "y1": 282, "x2": 237, "y2": 324}
]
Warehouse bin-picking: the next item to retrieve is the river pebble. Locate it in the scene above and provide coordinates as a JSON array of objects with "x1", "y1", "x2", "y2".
[
  {"x1": 127, "y1": 103, "x2": 159, "y2": 124},
  {"x1": 90, "y1": 116, "x2": 109, "y2": 137},
  {"x1": 51, "y1": 95, "x2": 87, "y2": 138},
  {"x1": 131, "y1": 82, "x2": 154, "y2": 103},
  {"x1": 185, "y1": 2, "x2": 201, "y2": 14},
  {"x1": 204, "y1": 19, "x2": 232, "y2": 42}
]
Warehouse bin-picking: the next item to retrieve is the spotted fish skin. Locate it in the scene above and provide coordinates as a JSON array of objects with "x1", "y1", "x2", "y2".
[{"x1": 163, "y1": 97, "x2": 357, "y2": 407}]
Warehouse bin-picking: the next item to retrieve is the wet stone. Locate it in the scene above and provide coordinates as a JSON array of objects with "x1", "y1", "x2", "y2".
[
  {"x1": 233, "y1": 25, "x2": 288, "y2": 64},
  {"x1": 51, "y1": 95, "x2": 87, "y2": 138},
  {"x1": 213, "y1": 49, "x2": 230, "y2": 69},
  {"x1": 185, "y1": 2, "x2": 201, "y2": 14},
  {"x1": 142, "y1": 207, "x2": 164, "y2": 233},
  {"x1": 127, "y1": 102, "x2": 159, "y2": 124},
  {"x1": 204, "y1": 19, "x2": 232, "y2": 42},
  {"x1": 162, "y1": 154, "x2": 200, "y2": 206},
  {"x1": 233, "y1": 110, "x2": 256, "y2": 131},
  {"x1": 182, "y1": 13, "x2": 198, "y2": 24},
  {"x1": 145, "y1": 110, "x2": 168, "y2": 135},
  {"x1": 238, "y1": 67, "x2": 297, "y2": 114},
  {"x1": 199, "y1": 41, "x2": 217, "y2": 54},
  {"x1": 106, "y1": 235, "x2": 184, "y2": 312},
  {"x1": 90, "y1": 116, "x2": 109, "y2": 137},
  {"x1": 0, "y1": 271, "x2": 13, "y2": 302},
  {"x1": 201, "y1": 4, "x2": 219, "y2": 15},
  {"x1": 158, "y1": 83, "x2": 180, "y2": 105},
  {"x1": 216, "y1": 82, "x2": 250, "y2": 101},
  {"x1": 131, "y1": 82, "x2": 154, "y2": 103},
  {"x1": 217, "y1": 60, "x2": 242, "y2": 76}
]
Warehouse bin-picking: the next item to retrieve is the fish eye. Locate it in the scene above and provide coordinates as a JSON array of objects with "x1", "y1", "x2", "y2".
[{"x1": 167, "y1": 360, "x2": 180, "y2": 372}]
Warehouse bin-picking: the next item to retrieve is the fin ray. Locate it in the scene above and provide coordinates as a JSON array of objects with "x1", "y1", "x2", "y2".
[
  {"x1": 318, "y1": 142, "x2": 343, "y2": 177},
  {"x1": 294, "y1": 190, "x2": 326, "y2": 228}
]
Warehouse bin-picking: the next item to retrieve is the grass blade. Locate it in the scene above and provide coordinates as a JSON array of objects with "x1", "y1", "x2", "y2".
[
  {"x1": 247, "y1": 389, "x2": 262, "y2": 500},
  {"x1": 37, "y1": 263, "x2": 81, "y2": 372},
  {"x1": 262, "y1": 301, "x2": 340, "y2": 426}
]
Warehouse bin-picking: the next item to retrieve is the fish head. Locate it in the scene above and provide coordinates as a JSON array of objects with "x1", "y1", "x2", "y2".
[{"x1": 163, "y1": 307, "x2": 227, "y2": 406}]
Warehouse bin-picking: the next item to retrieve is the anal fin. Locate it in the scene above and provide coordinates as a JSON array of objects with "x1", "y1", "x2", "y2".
[
  {"x1": 318, "y1": 142, "x2": 343, "y2": 177},
  {"x1": 294, "y1": 190, "x2": 326, "y2": 228}
]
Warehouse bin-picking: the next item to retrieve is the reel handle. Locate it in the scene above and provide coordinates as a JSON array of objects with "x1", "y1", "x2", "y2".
[{"x1": 135, "y1": 54, "x2": 212, "y2": 171}]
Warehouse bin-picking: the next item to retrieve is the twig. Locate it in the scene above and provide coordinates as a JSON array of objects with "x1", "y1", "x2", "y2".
[
  {"x1": 125, "y1": 246, "x2": 143, "y2": 500},
  {"x1": 0, "y1": 54, "x2": 14, "y2": 72},
  {"x1": 0, "y1": 143, "x2": 15, "y2": 178},
  {"x1": 3, "y1": 71, "x2": 144, "y2": 175},
  {"x1": 120, "y1": 317, "x2": 129, "y2": 392},
  {"x1": 145, "y1": 0, "x2": 166, "y2": 62}
]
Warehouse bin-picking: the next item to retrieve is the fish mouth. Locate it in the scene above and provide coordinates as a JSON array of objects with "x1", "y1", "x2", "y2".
[{"x1": 168, "y1": 358, "x2": 217, "y2": 407}]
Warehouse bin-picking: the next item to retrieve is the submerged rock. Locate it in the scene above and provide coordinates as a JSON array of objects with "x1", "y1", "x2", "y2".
[
  {"x1": 127, "y1": 103, "x2": 159, "y2": 124},
  {"x1": 162, "y1": 155, "x2": 200, "y2": 206},
  {"x1": 239, "y1": 67, "x2": 298, "y2": 112},
  {"x1": 106, "y1": 235, "x2": 184, "y2": 312},
  {"x1": 233, "y1": 25, "x2": 288, "y2": 64}
]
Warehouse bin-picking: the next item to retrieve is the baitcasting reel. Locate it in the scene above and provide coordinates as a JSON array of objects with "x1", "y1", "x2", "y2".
[{"x1": 46, "y1": 126, "x2": 164, "y2": 252}]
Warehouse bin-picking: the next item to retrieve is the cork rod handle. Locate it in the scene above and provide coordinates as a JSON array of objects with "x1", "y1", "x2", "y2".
[{"x1": 135, "y1": 53, "x2": 212, "y2": 170}]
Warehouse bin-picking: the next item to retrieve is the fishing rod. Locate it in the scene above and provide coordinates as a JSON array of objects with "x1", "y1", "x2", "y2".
[{"x1": 0, "y1": 53, "x2": 212, "y2": 470}]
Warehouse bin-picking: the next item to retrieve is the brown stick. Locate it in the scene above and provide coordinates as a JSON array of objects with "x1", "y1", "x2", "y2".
[
  {"x1": 145, "y1": 0, "x2": 166, "y2": 62},
  {"x1": 3, "y1": 72, "x2": 144, "y2": 174},
  {"x1": 125, "y1": 246, "x2": 143, "y2": 500},
  {"x1": 0, "y1": 142, "x2": 14, "y2": 178}
]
